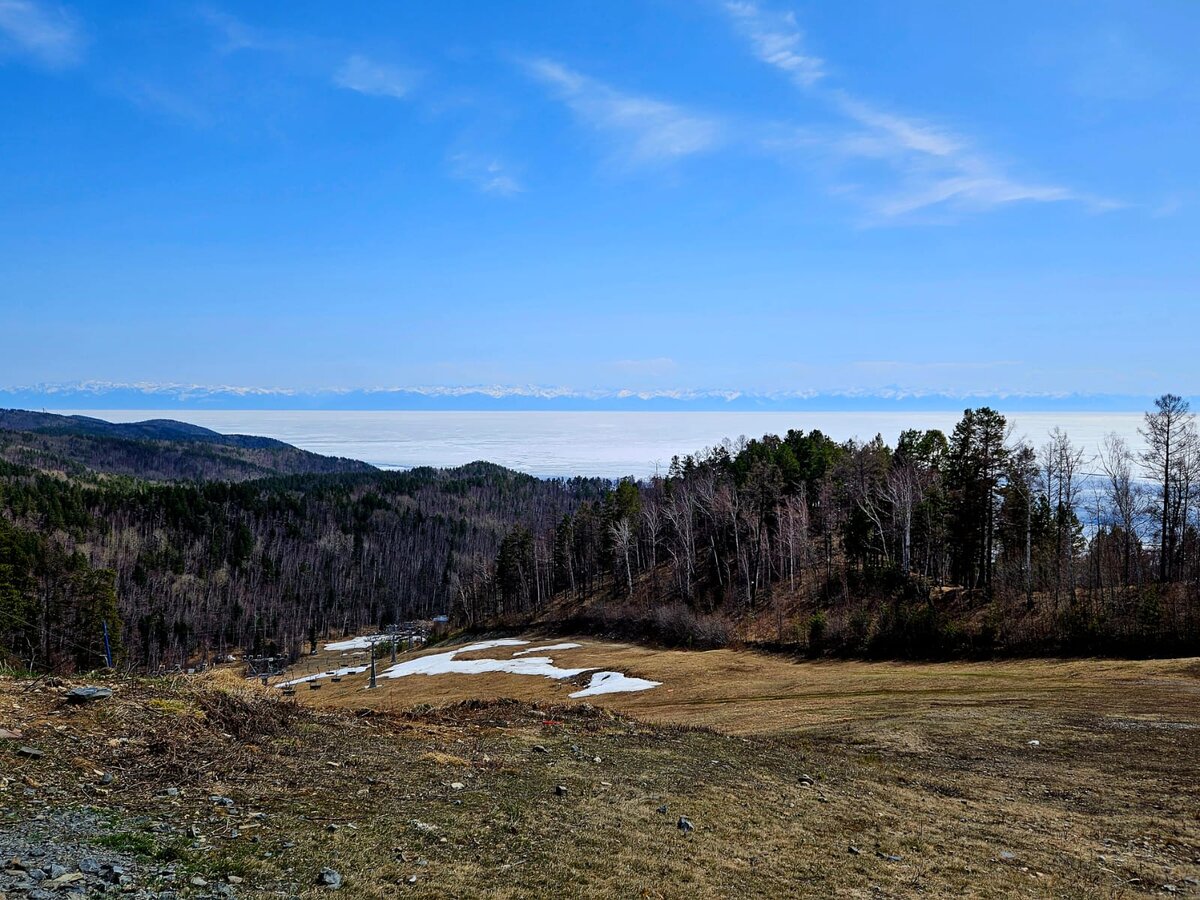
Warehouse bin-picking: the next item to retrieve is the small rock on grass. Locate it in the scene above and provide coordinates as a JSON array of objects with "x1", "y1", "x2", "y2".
[
  {"x1": 316, "y1": 868, "x2": 343, "y2": 889},
  {"x1": 65, "y1": 686, "x2": 113, "y2": 704}
]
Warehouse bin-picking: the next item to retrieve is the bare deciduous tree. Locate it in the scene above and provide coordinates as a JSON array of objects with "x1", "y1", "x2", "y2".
[{"x1": 1140, "y1": 394, "x2": 1198, "y2": 582}]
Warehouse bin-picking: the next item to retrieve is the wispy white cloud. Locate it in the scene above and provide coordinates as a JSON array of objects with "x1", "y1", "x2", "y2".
[
  {"x1": 872, "y1": 172, "x2": 1076, "y2": 219},
  {"x1": 723, "y1": 1, "x2": 823, "y2": 88},
  {"x1": 197, "y1": 7, "x2": 285, "y2": 54},
  {"x1": 117, "y1": 79, "x2": 212, "y2": 127},
  {"x1": 0, "y1": 0, "x2": 83, "y2": 68},
  {"x1": 724, "y1": 1, "x2": 1116, "y2": 220},
  {"x1": 334, "y1": 54, "x2": 415, "y2": 99},
  {"x1": 832, "y1": 93, "x2": 961, "y2": 159},
  {"x1": 835, "y1": 98, "x2": 1118, "y2": 219},
  {"x1": 525, "y1": 57, "x2": 721, "y2": 165},
  {"x1": 449, "y1": 153, "x2": 523, "y2": 197},
  {"x1": 1150, "y1": 194, "x2": 1185, "y2": 219}
]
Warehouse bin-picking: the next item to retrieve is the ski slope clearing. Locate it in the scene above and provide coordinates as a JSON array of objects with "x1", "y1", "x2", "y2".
[
  {"x1": 9, "y1": 653, "x2": 1196, "y2": 898},
  {"x1": 281, "y1": 638, "x2": 664, "y2": 700}
]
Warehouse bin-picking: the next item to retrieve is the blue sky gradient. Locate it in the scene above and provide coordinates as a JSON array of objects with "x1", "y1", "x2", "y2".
[{"x1": 1, "y1": 1, "x2": 1197, "y2": 401}]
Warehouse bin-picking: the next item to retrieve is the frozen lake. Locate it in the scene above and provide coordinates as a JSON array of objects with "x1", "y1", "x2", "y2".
[{"x1": 53, "y1": 409, "x2": 1149, "y2": 479}]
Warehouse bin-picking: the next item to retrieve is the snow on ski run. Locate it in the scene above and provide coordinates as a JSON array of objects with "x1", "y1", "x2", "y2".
[
  {"x1": 569, "y1": 671, "x2": 662, "y2": 698},
  {"x1": 282, "y1": 638, "x2": 661, "y2": 697}
]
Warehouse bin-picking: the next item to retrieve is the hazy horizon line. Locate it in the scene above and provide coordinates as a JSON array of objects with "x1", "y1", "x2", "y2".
[{"x1": 0, "y1": 381, "x2": 1186, "y2": 413}]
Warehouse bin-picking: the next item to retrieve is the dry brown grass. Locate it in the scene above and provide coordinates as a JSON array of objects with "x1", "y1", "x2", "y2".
[
  {"x1": 287, "y1": 636, "x2": 1200, "y2": 735},
  {"x1": 273, "y1": 637, "x2": 1200, "y2": 896},
  {"x1": 1, "y1": 641, "x2": 1197, "y2": 898}
]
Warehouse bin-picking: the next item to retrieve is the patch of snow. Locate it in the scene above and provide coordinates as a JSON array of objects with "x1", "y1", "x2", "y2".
[
  {"x1": 459, "y1": 639, "x2": 531, "y2": 652},
  {"x1": 379, "y1": 639, "x2": 597, "y2": 683},
  {"x1": 324, "y1": 634, "x2": 387, "y2": 652},
  {"x1": 569, "y1": 671, "x2": 661, "y2": 698},
  {"x1": 278, "y1": 665, "x2": 369, "y2": 687},
  {"x1": 512, "y1": 643, "x2": 583, "y2": 656},
  {"x1": 287, "y1": 638, "x2": 662, "y2": 698},
  {"x1": 326, "y1": 632, "x2": 425, "y2": 654}
]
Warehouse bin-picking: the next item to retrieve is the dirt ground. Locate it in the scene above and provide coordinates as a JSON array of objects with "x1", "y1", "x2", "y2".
[{"x1": 2, "y1": 640, "x2": 1198, "y2": 898}]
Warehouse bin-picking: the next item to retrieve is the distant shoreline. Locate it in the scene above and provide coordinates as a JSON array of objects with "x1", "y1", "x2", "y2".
[{"x1": 34, "y1": 408, "x2": 1152, "y2": 480}]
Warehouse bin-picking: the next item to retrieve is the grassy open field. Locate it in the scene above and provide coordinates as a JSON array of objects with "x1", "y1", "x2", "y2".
[
  {"x1": 2, "y1": 639, "x2": 1198, "y2": 898},
  {"x1": 268, "y1": 636, "x2": 1200, "y2": 896},
  {"x1": 288, "y1": 636, "x2": 1200, "y2": 734}
]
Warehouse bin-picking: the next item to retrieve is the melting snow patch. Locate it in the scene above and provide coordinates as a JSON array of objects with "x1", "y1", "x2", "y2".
[
  {"x1": 288, "y1": 638, "x2": 662, "y2": 698},
  {"x1": 569, "y1": 671, "x2": 661, "y2": 698},
  {"x1": 325, "y1": 635, "x2": 387, "y2": 652},
  {"x1": 379, "y1": 640, "x2": 597, "y2": 682},
  {"x1": 512, "y1": 643, "x2": 583, "y2": 656},
  {"x1": 278, "y1": 665, "x2": 369, "y2": 687}
]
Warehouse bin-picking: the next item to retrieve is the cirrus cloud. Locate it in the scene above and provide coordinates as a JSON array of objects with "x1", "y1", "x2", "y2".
[
  {"x1": 724, "y1": 1, "x2": 1118, "y2": 220},
  {"x1": 334, "y1": 53, "x2": 416, "y2": 99},
  {"x1": 525, "y1": 57, "x2": 722, "y2": 166},
  {"x1": 0, "y1": 0, "x2": 83, "y2": 69}
]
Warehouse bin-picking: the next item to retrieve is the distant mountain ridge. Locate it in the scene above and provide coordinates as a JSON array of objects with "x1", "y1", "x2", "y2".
[
  {"x1": 0, "y1": 408, "x2": 374, "y2": 481},
  {"x1": 0, "y1": 382, "x2": 1170, "y2": 412},
  {"x1": 0, "y1": 408, "x2": 294, "y2": 448}
]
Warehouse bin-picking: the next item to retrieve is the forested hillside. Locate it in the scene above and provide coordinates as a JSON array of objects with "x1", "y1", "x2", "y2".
[
  {"x1": 5, "y1": 399, "x2": 1200, "y2": 673},
  {"x1": 468, "y1": 396, "x2": 1200, "y2": 658},
  {"x1": 0, "y1": 458, "x2": 606, "y2": 671},
  {"x1": 0, "y1": 409, "x2": 373, "y2": 481},
  {"x1": 0, "y1": 413, "x2": 608, "y2": 672}
]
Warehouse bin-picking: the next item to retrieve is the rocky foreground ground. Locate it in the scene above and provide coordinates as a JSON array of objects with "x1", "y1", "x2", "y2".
[{"x1": 2, "y1": 661, "x2": 1199, "y2": 898}]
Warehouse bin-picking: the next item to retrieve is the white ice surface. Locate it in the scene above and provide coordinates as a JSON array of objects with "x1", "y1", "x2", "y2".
[
  {"x1": 569, "y1": 671, "x2": 661, "y2": 698},
  {"x1": 511, "y1": 643, "x2": 583, "y2": 656}
]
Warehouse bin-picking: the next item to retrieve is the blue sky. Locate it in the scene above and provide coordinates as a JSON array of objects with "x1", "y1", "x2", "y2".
[{"x1": 1, "y1": 0, "x2": 1197, "y2": 401}]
